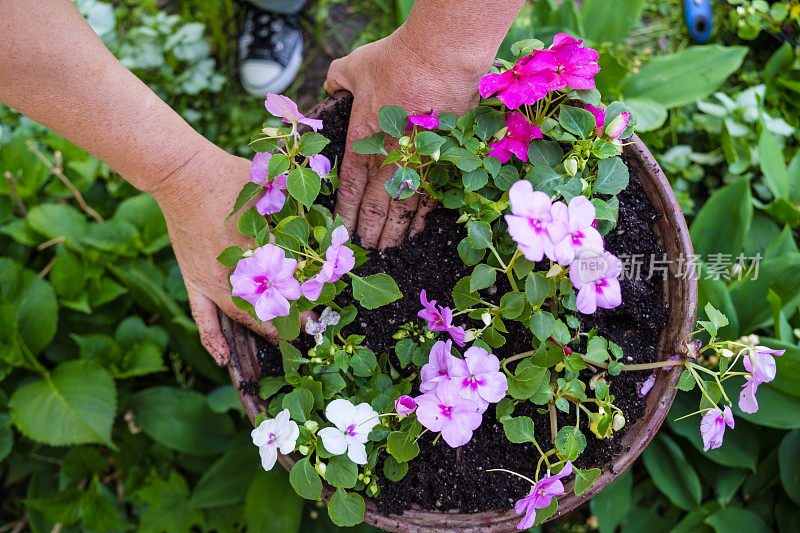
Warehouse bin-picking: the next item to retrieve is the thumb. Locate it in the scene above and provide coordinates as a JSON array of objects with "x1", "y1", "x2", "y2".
[{"x1": 324, "y1": 56, "x2": 353, "y2": 95}]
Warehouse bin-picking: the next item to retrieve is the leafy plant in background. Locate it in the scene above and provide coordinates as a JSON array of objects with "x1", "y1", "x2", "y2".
[{"x1": 728, "y1": 0, "x2": 800, "y2": 40}]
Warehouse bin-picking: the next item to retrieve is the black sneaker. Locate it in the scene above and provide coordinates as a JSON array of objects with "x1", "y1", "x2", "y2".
[{"x1": 238, "y1": 6, "x2": 303, "y2": 96}]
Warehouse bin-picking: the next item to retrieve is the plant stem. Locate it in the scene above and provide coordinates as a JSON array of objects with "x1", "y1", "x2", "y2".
[
  {"x1": 485, "y1": 468, "x2": 536, "y2": 486},
  {"x1": 504, "y1": 350, "x2": 536, "y2": 365},
  {"x1": 548, "y1": 403, "x2": 558, "y2": 443}
]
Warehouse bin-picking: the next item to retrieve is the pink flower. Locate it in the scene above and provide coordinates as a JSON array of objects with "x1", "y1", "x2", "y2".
[
  {"x1": 415, "y1": 380, "x2": 483, "y2": 448},
  {"x1": 504, "y1": 180, "x2": 555, "y2": 262},
  {"x1": 308, "y1": 154, "x2": 331, "y2": 179},
  {"x1": 606, "y1": 112, "x2": 631, "y2": 139},
  {"x1": 738, "y1": 346, "x2": 784, "y2": 413},
  {"x1": 638, "y1": 374, "x2": 656, "y2": 397},
  {"x1": 569, "y1": 251, "x2": 622, "y2": 314},
  {"x1": 479, "y1": 51, "x2": 561, "y2": 110},
  {"x1": 417, "y1": 290, "x2": 467, "y2": 346},
  {"x1": 514, "y1": 462, "x2": 573, "y2": 530},
  {"x1": 407, "y1": 109, "x2": 439, "y2": 130},
  {"x1": 250, "y1": 153, "x2": 288, "y2": 215},
  {"x1": 230, "y1": 244, "x2": 301, "y2": 322},
  {"x1": 395, "y1": 396, "x2": 417, "y2": 418},
  {"x1": 487, "y1": 111, "x2": 543, "y2": 163},
  {"x1": 301, "y1": 226, "x2": 355, "y2": 301},
  {"x1": 700, "y1": 406, "x2": 734, "y2": 451},
  {"x1": 265, "y1": 93, "x2": 323, "y2": 132},
  {"x1": 583, "y1": 104, "x2": 605, "y2": 137},
  {"x1": 450, "y1": 346, "x2": 508, "y2": 410},
  {"x1": 419, "y1": 339, "x2": 460, "y2": 393},
  {"x1": 549, "y1": 33, "x2": 600, "y2": 90},
  {"x1": 548, "y1": 195, "x2": 604, "y2": 266}
]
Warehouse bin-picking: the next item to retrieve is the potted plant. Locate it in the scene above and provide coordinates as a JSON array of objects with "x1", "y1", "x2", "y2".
[{"x1": 217, "y1": 34, "x2": 783, "y2": 531}]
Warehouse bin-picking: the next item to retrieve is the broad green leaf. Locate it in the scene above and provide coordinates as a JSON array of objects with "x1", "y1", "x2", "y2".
[
  {"x1": 466, "y1": 220, "x2": 493, "y2": 250},
  {"x1": 501, "y1": 416, "x2": 535, "y2": 443},
  {"x1": 734, "y1": 382, "x2": 800, "y2": 429},
  {"x1": 189, "y1": 443, "x2": 258, "y2": 509},
  {"x1": 527, "y1": 140, "x2": 564, "y2": 167},
  {"x1": 383, "y1": 456, "x2": 409, "y2": 482},
  {"x1": 268, "y1": 153, "x2": 290, "y2": 180},
  {"x1": 527, "y1": 164, "x2": 565, "y2": 196},
  {"x1": 326, "y1": 455, "x2": 358, "y2": 489},
  {"x1": 441, "y1": 147, "x2": 483, "y2": 172},
  {"x1": 705, "y1": 508, "x2": 770, "y2": 533},
  {"x1": 386, "y1": 430, "x2": 420, "y2": 462},
  {"x1": 590, "y1": 470, "x2": 632, "y2": 533},
  {"x1": 351, "y1": 274, "x2": 402, "y2": 309},
  {"x1": 327, "y1": 488, "x2": 365, "y2": 527},
  {"x1": 779, "y1": 429, "x2": 800, "y2": 505},
  {"x1": 500, "y1": 291, "x2": 525, "y2": 319},
  {"x1": 463, "y1": 167, "x2": 489, "y2": 192},
  {"x1": 574, "y1": 467, "x2": 601, "y2": 496},
  {"x1": 238, "y1": 207, "x2": 266, "y2": 238},
  {"x1": 470, "y1": 264, "x2": 497, "y2": 292},
  {"x1": 0, "y1": 413, "x2": 12, "y2": 463},
  {"x1": 525, "y1": 271, "x2": 555, "y2": 308},
  {"x1": 350, "y1": 348, "x2": 378, "y2": 377},
  {"x1": 378, "y1": 105, "x2": 408, "y2": 138},
  {"x1": 690, "y1": 178, "x2": 753, "y2": 257},
  {"x1": 579, "y1": 0, "x2": 645, "y2": 44},
  {"x1": 26, "y1": 203, "x2": 87, "y2": 251},
  {"x1": 507, "y1": 360, "x2": 550, "y2": 401},
  {"x1": 135, "y1": 471, "x2": 203, "y2": 533},
  {"x1": 452, "y1": 276, "x2": 481, "y2": 310},
  {"x1": 413, "y1": 131, "x2": 445, "y2": 155},
  {"x1": 216, "y1": 246, "x2": 245, "y2": 268},
  {"x1": 530, "y1": 310, "x2": 555, "y2": 342},
  {"x1": 287, "y1": 167, "x2": 320, "y2": 209},
  {"x1": 228, "y1": 182, "x2": 263, "y2": 218},
  {"x1": 385, "y1": 166, "x2": 420, "y2": 201},
  {"x1": 758, "y1": 125, "x2": 790, "y2": 200},
  {"x1": 352, "y1": 132, "x2": 386, "y2": 155},
  {"x1": 558, "y1": 105, "x2": 596, "y2": 138},
  {"x1": 642, "y1": 434, "x2": 702, "y2": 510},
  {"x1": 289, "y1": 457, "x2": 322, "y2": 501},
  {"x1": 298, "y1": 132, "x2": 330, "y2": 156},
  {"x1": 624, "y1": 97, "x2": 667, "y2": 131},
  {"x1": 729, "y1": 253, "x2": 800, "y2": 333},
  {"x1": 282, "y1": 388, "x2": 314, "y2": 423},
  {"x1": 244, "y1": 470, "x2": 303, "y2": 533},
  {"x1": 9, "y1": 360, "x2": 115, "y2": 446},
  {"x1": 594, "y1": 157, "x2": 629, "y2": 195}
]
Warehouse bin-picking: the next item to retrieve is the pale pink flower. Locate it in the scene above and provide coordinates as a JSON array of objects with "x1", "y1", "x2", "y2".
[
  {"x1": 487, "y1": 111, "x2": 543, "y2": 163},
  {"x1": 638, "y1": 374, "x2": 656, "y2": 397},
  {"x1": 250, "y1": 152, "x2": 288, "y2": 216},
  {"x1": 738, "y1": 346, "x2": 784, "y2": 413},
  {"x1": 407, "y1": 109, "x2": 439, "y2": 130},
  {"x1": 418, "y1": 290, "x2": 467, "y2": 346},
  {"x1": 514, "y1": 462, "x2": 573, "y2": 530},
  {"x1": 549, "y1": 33, "x2": 600, "y2": 90},
  {"x1": 231, "y1": 244, "x2": 301, "y2": 322},
  {"x1": 395, "y1": 396, "x2": 417, "y2": 418},
  {"x1": 419, "y1": 339, "x2": 460, "y2": 393},
  {"x1": 605, "y1": 112, "x2": 631, "y2": 139},
  {"x1": 265, "y1": 93, "x2": 323, "y2": 132},
  {"x1": 301, "y1": 226, "x2": 356, "y2": 301},
  {"x1": 450, "y1": 346, "x2": 508, "y2": 410},
  {"x1": 414, "y1": 380, "x2": 483, "y2": 448},
  {"x1": 308, "y1": 154, "x2": 331, "y2": 179},
  {"x1": 700, "y1": 406, "x2": 734, "y2": 451},
  {"x1": 569, "y1": 251, "x2": 622, "y2": 314},
  {"x1": 318, "y1": 399, "x2": 379, "y2": 465},
  {"x1": 548, "y1": 195, "x2": 604, "y2": 266},
  {"x1": 505, "y1": 180, "x2": 555, "y2": 262},
  {"x1": 479, "y1": 51, "x2": 561, "y2": 110}
]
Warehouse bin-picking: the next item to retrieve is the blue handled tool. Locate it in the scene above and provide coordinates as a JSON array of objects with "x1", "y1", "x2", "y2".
[{"x1": 684, "y1": 0, "x2": 713, "y2": 42}]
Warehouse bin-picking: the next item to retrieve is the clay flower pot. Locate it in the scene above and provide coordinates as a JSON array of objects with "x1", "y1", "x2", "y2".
[{"x1": 219, "y1": 91, "x2": 698, "y2": 532}]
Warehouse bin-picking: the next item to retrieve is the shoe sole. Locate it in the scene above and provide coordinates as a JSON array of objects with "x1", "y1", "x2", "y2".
[{"x1": 241, "y1": 42, "x2": 303, "y2": 97}]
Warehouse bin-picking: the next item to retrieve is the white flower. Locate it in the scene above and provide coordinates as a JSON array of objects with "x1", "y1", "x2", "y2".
[
  {"x1": 317, "y1": 399, "x2": 379, "y2": 465},
  {"x1": 251, "y1": 409, "x2": 299, "y2": 471},
  {"x1": 304, "y1": 307, "x2": 340, "y2": 346}
]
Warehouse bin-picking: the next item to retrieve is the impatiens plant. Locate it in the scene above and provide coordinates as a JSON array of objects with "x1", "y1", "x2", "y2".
[{"x1": 218, "y1": 33, "x2": 787, "y2": 529}]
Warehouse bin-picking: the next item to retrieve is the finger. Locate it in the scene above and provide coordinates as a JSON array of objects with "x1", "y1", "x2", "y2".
[
  {"x1": 408, "y1": 194, "x2": 438, "y2": 238},
  {"x1": 378, "y1": 194, "x2": 419, "y2": 250},
  {"x1": 324, "y1": 57, "x2": 351, "y2": 95},
  {"x1": 335, "y1": 122, "x2": 372, "y2": 232},
  {"x1": 188, "y1": 288, "x2": 231, "y2": 366},
  {"x1": 356, "y1": 164, "x2": 393, "y2": 248}
]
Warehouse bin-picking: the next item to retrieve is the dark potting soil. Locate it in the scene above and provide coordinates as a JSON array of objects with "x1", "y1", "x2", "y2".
[{"x1": 247, "y1": 95, "x2": 668, "y2": 515}]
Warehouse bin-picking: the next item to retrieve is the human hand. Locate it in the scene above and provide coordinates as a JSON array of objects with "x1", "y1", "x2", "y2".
[
  {"x1": 324, "y1": 30, "x2": 491, "y2": 249},
  {"x1": 150, "y1": 145, "x2": 309, "y2": 365}
]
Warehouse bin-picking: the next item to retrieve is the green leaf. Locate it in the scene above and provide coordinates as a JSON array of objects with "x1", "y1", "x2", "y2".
[
  {"x1": 414, "y1": 131, "x2": 445, "y2": 155},
  {"x1": 289, "y1": 457, "x2": 323, "y2": 501},
  {"x1": 735, "y1": 383, "x2": 800, "y2": 428},
  {"x1": 530, "y1": 310, "x2": 555, "y2": 342},
  {"x1": 525, "y1": 271, "x2": 555, "y2": 308},
  {"x1": 586, "y1": 336, "x2": 610, "y2": 363},
  {"x1": 298, "y1": 132, "x2": 330, "y2": 156},
  {"x1": 385, "y1": 166, "x2": 420, "y2": 201},
  {"x1": 350, "y1": 348, "x2": 378, "y2": 377},
  {"x1": 757, "y1": 125, "x2": 790, "y2": 200},
  {"x1": 352, "y1": 132, "x2": 387, "y2": 155},
  {"x1": 493, "y1": 164, "x2": 520, "y2": 190},
  {"x1": 466, "y1": 220, "x2": 493, "y2": 250},
  {"x1": 729, "y1": 253, "x2": 800, "y2": 333},
  {"x1": 574, "y1": 467, "x2": 601, "y2": 496},
  {"x1": 216, "y1": 246, "x2": 245, "y2": 268},
  {"x1": 280, "y1": 340, "x2": 308, "y2": 376},
  {"x1": 500, "y1": 291, "x2": 525, "y2": 319},
  {"x1": 9, "y1": 360, "x2": 115, "y2": 446},
  {"x1": 238, "y1": 207, "x2": 266, "y2": 238},
  {"x1": 244, "y1": 470, "x2": 303, "y2": 533},
  {"x1": 273, "y1": 305, "x2": 301, "y2": 340},
  {"x1": 555, "y1": 426, "x2": 586, "y2": 461},
  {"x1": 590, "y1": 470, "x2": 632, "y2": 533},
  {"x1": 527, "y1": 140, "x2": 563, "y2": 167},
  {"x1": 383, "y1": 456, "x2": 409, "y2": 482},
  {"x1": 441, "y1": 147, "x2": 483, "y2": 172},
  {"x1": 351, "y1": 274, "x2": 402, "y2": 309},
  {"x1": 135, "y1": 471, "x2": 203, "y2": 533},
  {"x1": 470, "y1": 264, "x2": 497, "y2": 292},
  {"x1": 190, "y1": 443, "x2": 258, "y2": 509},
  {"x1": 463, "y1": 167, "x2": 489, "y2": 192},
  {"x1": 268, "y1": 153, "x2": 290, "y2": 179},
  {"x1": 527, "y1": 164, "x2": 565, "y2": 196},
  {"x1": 378, "y1": 105, "x2": 408, "y2": 138},
  {"x1": 287, "y1": 167, "x2": 321, "y2": 209},
  {"x1": 705, "y1": 508, "x2": 770, "y2": 533},
  {"x1": 130, "y1": 386, "x2": 234, "y2": 455},
  {"x1": 690, "y1": 178, "x2": 753, "y2": 257},
  {"x1": 622, "y1": 45, "x2": 748, "y2": 109},
  {"x1": 452, "y1": 276, "x2": 481, "y2": 310},
  {"x1": 642, "y1": 434, "x2": 702, "y2": 510},
  {"x1": 386, "y1": 430, "x2": 420, "y2": 462},
  {"x1": 0, "y1": 413, "x2": 13, "y2": 463},
  {"x1": 780, "y1": 429, "x2": 800, "y2": 505},
  {"x1": 26, "y1": 203, "x2": 87, "y2": 251},
  {"x1": 327, "y1": 488, "x2": 365, "y2": 527},
  {"x1": 594, "y1": 157, "x2": 629, "y2": 195},
  {"x1": 579, "y1": 0, "x2": 645, "y2": 44},
  {"x1": 507, "y1": 360, "x2": 550, "y2": 401},
  {"x1": 282, "y1": 388, "x2": 314, "y2": 423},
  {"x1": 326, "y1": 455, "x2": 359, "y2": 489},
  {"x1": 228, "y1": 182, "x2": 263, "y2": 218},
  {"x1": 501, "y1": 416, "x2": 535, "y2": 444},
  {"x1": 558, "y1": 105, "x2": 596, "y2": 138},
  {"x1": 624, "y1": 97, "x2": 667, "y2": 131}
]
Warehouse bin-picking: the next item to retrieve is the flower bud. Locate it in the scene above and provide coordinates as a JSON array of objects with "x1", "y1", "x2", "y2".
[
  {"x1": 546, "y1": 264, "x2": 562, "y2": 278},
  {"x1": 262, "y1": 126, "x2": 281, "y2": 137},
  {"x1": 456, "y1": 213, "x2": 470, "y2": 224},
  {"x1": 367, "y1": 484, "x2": 379, "y2": 496},
  {"x1": 309, "y1": 348, "x2": 317, "y2": 357},
  {"x1": 346, "y1": 345, "x2": 354, "y2": 354},
  {"x1": 554, "y1": 362, "x2": 565, "y2": 372},
  {"x1": 297, "y1": 260, "x2": 307, "y2": 271},
  {"x1": 298, "y1": 445, "x2": 309, "y2": 455},
  {"x1": 242, "y1": 249, "x2": 254, "y2": 258},
  {"x1": 363, "y1": 476, "x2": 371, "y2": 485},
  {"x1": 478, "y1": 141, "x2": 486, "y2": 150},
  {"x1": 304, "y1": 420, "x2": 319, "y2": 432},
  {"x1": 399, "y1": 136, "x2": 412, "y2": 148},
  {"x1": 589, "y1": 373, "x2": 606, "y2": 390},
  {"x1": 431, "y1": 147, "x2": 440, "y2": 161},
  {"x1": 481, "y1": 312, "x2": 492, "y2": 326},
  {"x1": 720, "y1": 348, "x2": 734, "y2": 358},
  {"x1": 395, "y1": 395, "x2": 417, "y2": 418},
  {"x1": 315, "y1": 462, "x2": 327, "y2": 477},
  {"x1": 357, "y1": 473, "x2": 364, "y2": 481},
  {"x1": 613, "y1": 412, "x2": 625, "y2": 431},
  {"x1": 565, "y1": 157, "x2": 579, "y2": 177},
  {"x1": 493, "y1": 127, "x2": 509, "y2": 141},
  {"x1": 464, "y1": 330, "x2": 477, "y2": 342},
  {"x1": 605, "y1": 112, "x2": 631, "y2": 139}
]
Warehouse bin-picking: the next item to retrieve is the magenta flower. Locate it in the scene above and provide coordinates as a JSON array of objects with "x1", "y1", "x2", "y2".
[
  {"x1": 301, "y1": 226, "x2": 355, "y2": 301},
  {"x1": 308, "y1": 154, "x2": 331, "y2": 179},
  {"x1": 407, "y1": 109, "x2": 439, "y2": 130},
  {"x1": 415, "y1": 380, "x2": 483, "y2": 448},
  {"x1": 514, "y1": 462, "x2": 573, "y2": 530},
  {"x1": 250, "y1": 153, "x2": 288, "y2": 216},
  {"x1": 605, "y1": 112, "x2": 631, "y2": 139},
  {"x1": 549, "y1": 33, "x2": 600, "y2": 90},
  {"x1": 548, "y1": 195, "x2": 604, "y2": 266},
  {"x1": 230, "y1": 244, "x2": 301, "y2": 322},
  {"x1": 395, "y1": 396, "x2": 417, "y2": 418},
  {"x1": 569, "y1": 251, "x2": 622, "y2": 314},
  {"x1": 450, "y1": 346, "x2": 508, "y2": 410},
  {"x1": 583, "y1": 104, "x2": 605, "y2": 137},
  {"x1": 700, "y1": 406, "x2": 734, "y2": 451},
  {"x1": 417, "y1": 290, "x2": 467, "y2": 346},
  {"x1": 505, "y1": 180, "x2": 555, "y2": 262},
  {"x1": 487, "y1": 111, "x2": 543, "y2": 163},
  {"x1": 265, "y1": 93, "x2": 323, "y2": 132},
  {"x1": 479, "y1": 50, "x2": 561, "y2": 110},
  {"x1": 419, "y1": 339, "x2": 460, "y2": 393},
  {"x1": 738, "y1": 346, "x2": 784, "y2": 413}
]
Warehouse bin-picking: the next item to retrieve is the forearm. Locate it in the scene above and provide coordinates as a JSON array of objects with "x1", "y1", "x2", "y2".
[
  {"x1": 396, "y1": 0, "x2": 526, "y2": 73},
  {"x1": 0, "y1": 0, "x2": 219, "y2": 202}
]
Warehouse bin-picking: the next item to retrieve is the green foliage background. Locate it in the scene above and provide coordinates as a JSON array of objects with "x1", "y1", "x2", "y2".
[{"x1": 1, "y1": 0, "x2": 799, "y2": 531}]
